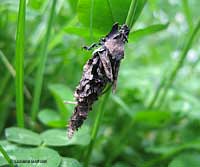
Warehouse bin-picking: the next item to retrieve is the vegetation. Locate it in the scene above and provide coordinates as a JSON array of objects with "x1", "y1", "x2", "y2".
[{"x1": 0, "y1": 0, "x2": 200, "y2": 167}]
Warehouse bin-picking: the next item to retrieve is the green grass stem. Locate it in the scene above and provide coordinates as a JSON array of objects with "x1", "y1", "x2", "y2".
[
  {"x1": 0, "y1": 50, "x2": 31, "y2": 100},
  {"x1": 15, "y1": 0, "x2": 26, "y2": 127},
  {"x1": 148, "y1": 73, "x2": 167, "y2": 108},
  {"x1": 156, "y1": 18, "x2": 200, "y2": 108},
  {"x1": 182, "y1": 0, "x2": 193, "y2": 31},
  {"x1": 84, "y1": 92, "x2": 110, "y2": 167},
  {"x1": 31, "y1": 0, "x2": 57, "y2": 121},
  {"x1": 125, "y1": 0, "x2": 138, "y2": 28},
  {"x1": 0, "y1": 50, "x2": 16, "y2": 77},
  {"x1": 0, "y1": 145, "x2": 14, "y2": 167},
  {"x1": 125, "y1": 0, "x2": 147, "y2": 28}
]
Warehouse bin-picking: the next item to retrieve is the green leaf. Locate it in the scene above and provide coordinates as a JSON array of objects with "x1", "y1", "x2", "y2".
[
  {"x1": 147, "y1": 139, "x2": 200, "y2": 155},
  {"x1": 0, "y1": 141, "x2": 61, "y2": 167},
  {"x1": 60, "y1": 157, "x2": 82, "y2": 167},
  {"x1": 11, "y1": 147, "x2": 61, "y2": 167},
  {"x1": 77, "y1": 0, "x2": 131, "y2": 33},
  {"x1": 133, "y1": 110, "x2": 172, "y2": 128},
  {"x1": 48, "y1": 84, "x2": 74, "y2": 119},
  {"x1": 146, "y1": 145, "x2": 179, "y2": 154},
  {"x1": 38, "y1": 109, "x2": 66, "y2": 128},
  {"x1": 0, "y1": 140, "x2": 18, "y2": 166},
  {"x1": 129, "y1": 23, "x2": 169, "y2": 41},
  {"x1": 169, "y1": 152, "x2": 200, "y2": 167},
  {"x1": 5, "y1": 127, "x2": 42, "y2": 146},
  {"x1": 41, "y1": 126, "x2": 90, "y2": 146},
  {"x1": 64, "y1": 26, "x2": 102, "y2": 40},
  {"x1": 68, "y1": 0, "x2": 79, "y2": 12},
  {"x1": 108, "y1": 0, "x2": 132, "y2": 24},
  {"x1": 0, "y1": 140, "x2": 18, "y2": 151}
]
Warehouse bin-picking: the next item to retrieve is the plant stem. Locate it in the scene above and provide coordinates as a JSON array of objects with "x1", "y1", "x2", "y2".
[
  {"x1": 31, "y1": 0, "x2": 57, "y2": 121},
  {"x1": 148, "y1": 73, "x2": 167, "y2": 108},
  {"x1": 15, "y1": 0, "x2": 26, "y2": 127},
  {"x1": 156, "y1": 18, "x2": 200, "y2": 108},
  {"x1": 182, "y1": 0, "x2": 193, "y2": 31},
  {"x1": 0, "y1": 50, "x2": 32, "y2": 100},
  {"x1": 125, "y1": 0, "x2": 137, "y2": 28},
  {"x1": 0, "y1": 50, "x2": 16, "y2": 77},
  {"x1": 84, "y1": 92, "x2": 110, "y2": 167},
  {"x1": 0, "y1": 145, "x2": 14, "y2": 167},
  {"x1": 125, "y1": 0, "x2": 147, "y2": 28}
]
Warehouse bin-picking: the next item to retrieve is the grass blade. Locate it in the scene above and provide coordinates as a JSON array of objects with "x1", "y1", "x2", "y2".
[
  {"x1": 182, "y1": 0, "x2": 193, "y2": 30},
  {"x1": 31, "y1": 0, "x2": 57, "y2": 121},
  {"x1": 15, "y1": 0, "x2": 26, "y2": 127},
  {"x1": 0, "y1": 50, "x2": 16, "y2": 77},
  {"x1": 125, "y1": 0, "x2": 137, "y2": 28},
  {"x1": 0, "y1": 145, "x2": 14, "y2": 167},
  {"x1": 0, "y1": 50, "x2": 32, "y2": 100},
  {"x1": 148, "y1": 73, "x2": 167, "y2": 108},
  {"x1": 125, "y1": 0, "x2": 147, "y2": 28},
  {"x1": 156, "y1": 18, "x2": 200, "y2": 108},
  {"x1": 84, "y1": 92, "x2": 110, "y2": 167}
]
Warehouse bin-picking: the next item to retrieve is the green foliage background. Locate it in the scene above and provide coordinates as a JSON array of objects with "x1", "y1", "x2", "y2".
[{"x1": 0, "y1": 0, "x2": 200, "y2": 167}]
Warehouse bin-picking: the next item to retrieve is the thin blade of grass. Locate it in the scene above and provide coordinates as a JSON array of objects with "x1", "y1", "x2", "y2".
[
  {"x1": 131, "y1": 0, "x2": 147, "y2": 28},
  {"x1": 0, "y1": 50, "x2": 32, "y2": 100},
  {"x1": 125, "y1": 0, "x2": 147, "y2": 29},
  {"x1": 125, "y1": 0, "x2": 137, "y2": 28},
  {"x1": 0, "y1": 50, "x2": 15, "y2": 76},
  {"x1": 156, "y1": 18, "x2": 200, "y2": 108},
  {"x1": 31, "y1": 0, "x2": 57, "y2": 121},
  {"x1": 84, "y1": 92, "x2": 110, "y2": 167},
  {"x1": 182, "y1": 0, "x2": 193, "y2": 31},
  {"x1": 0, "y1": 145, "x2": 14, "y2": 167},
  {"x1": 15, "y1": 0, "x2": 26, "y2": 127},
  {"x1": 148, "y1": 73, "x2": 167, "y2": 108}
]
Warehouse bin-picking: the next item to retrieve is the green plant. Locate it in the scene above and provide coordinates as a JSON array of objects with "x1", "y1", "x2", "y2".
[
  {"x1": 1, "y1": 0, "x2": 200, "y2": 167},
  {"x1": 0, "y1": 145, "x2": 14, "y2": 167},
  {"x1": 84, "y1": 92, "x2": 110, "y2": 167},
  {"x1": 15, "y1": 0, "x2": 26, "y2": 128},
  {"x1": 31, "y1": 0, "x2": 57, "y2": 122},
  {"x1": 149, "y1": 18, "x2": 200, "y2": 109}
]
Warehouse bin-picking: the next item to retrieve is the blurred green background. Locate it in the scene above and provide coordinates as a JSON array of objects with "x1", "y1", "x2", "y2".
[{"x1": 0, "y1": 0, "x2": 200, "y2": 167}]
